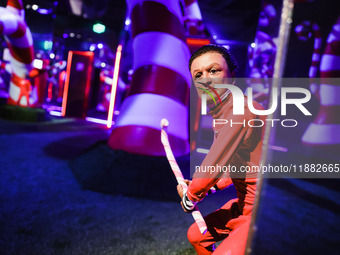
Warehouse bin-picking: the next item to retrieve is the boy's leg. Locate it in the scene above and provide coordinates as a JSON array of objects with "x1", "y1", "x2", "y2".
[
  {"x1": 212, "y1": 216, "x2": 251, "y2": 255},
  {"x1": 187, "y1": 198, "x2": 240, "y2": 255}
]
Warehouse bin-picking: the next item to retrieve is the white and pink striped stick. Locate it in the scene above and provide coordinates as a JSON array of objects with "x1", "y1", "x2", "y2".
[{"x1": 160, "y1": 118, "x2": 207, "y2": 234}]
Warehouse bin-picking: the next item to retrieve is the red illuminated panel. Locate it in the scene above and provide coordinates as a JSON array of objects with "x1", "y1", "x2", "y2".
[{"x1": 61, "y1": 51, "x2": 94, "y2": 118}]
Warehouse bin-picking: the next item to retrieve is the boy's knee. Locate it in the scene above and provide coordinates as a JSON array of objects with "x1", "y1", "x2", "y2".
[{"x1": 187, "y1": 222, "x2": 202, "y2": 245}]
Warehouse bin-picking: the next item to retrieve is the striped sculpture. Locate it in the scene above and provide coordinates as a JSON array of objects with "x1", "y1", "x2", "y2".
[
  {"x1": 0, "y1": 0, "x2": 34, "y2": 107},
  {"x1": 302, "y1": 16, "x2": 340, "y2": 146},
  {"x1": 108, "y1": 0, "x2": 191, "y2": 156},
  {"x1": 295, "y1": 20, "x2": 322, "y2": 95}
]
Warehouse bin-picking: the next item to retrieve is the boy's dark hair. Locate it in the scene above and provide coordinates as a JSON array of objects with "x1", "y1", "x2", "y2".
[{"x1": 189, "y1": 44, "x2": 238, "y2": 74}]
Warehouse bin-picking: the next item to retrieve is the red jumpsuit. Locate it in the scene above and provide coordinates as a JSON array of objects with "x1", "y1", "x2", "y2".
[{"x1": 187, "y1": 94, "x2": 264, "y2": 255}]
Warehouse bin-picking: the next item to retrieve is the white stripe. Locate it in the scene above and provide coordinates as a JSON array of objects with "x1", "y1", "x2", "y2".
[
  {"x1": 309, "y1": 66, "x2": 318, "y2": 77},
  {"x1": 320, "y1": 84, "x2": 340, "y2": 106},
  {"x1": 133, "y1": 31, "x2": 191, "y2": 85},
  {"x1": 327, "y1": 24, "x2": 340, "y2": 43},
  {"x1": 115, "y1": 93, "x2": 188, "y2": 140},
  {"x1": 0, "y1": 8, "x2": 19, "y2": 34},
  {"x1": 311, "y1": 53, "x2": 320, "y2": 62},
  {"x1": 327, "y1": 34, "x2": 340, "y2": 44},
  {"x1": 4, "y1": 63, "x2": 12, "y2": 74},
  {"x1": 186, "y1": 1, "x2": 203, "y2": 20},
  {"x1": 8, "y1": 80, "x2": 20, "y2": 102},
  {"x1": 314, "y1": 38, "x2": 322, "y2": 49},
  {"x1": 9, "y1": 55, "x2": 33, "y2": 77},
  {"x1": 333, "y1": 24, "x2": 340, "y2": 32},
  {"x1": 127, "y1": 0, "x2": 183, "y2": 24},
  {"x1": 320, "y1": 54, "x2": 340, "y2": 71},
  {"x1": 6, "y1": 6, "x2": 24, "y2": 18},
  {"x1": 5, "y1": 27, "x2": 33, "y2": 48},
  {"x1": 302, "y1": 123, "x2": 340, "y2": 144}
]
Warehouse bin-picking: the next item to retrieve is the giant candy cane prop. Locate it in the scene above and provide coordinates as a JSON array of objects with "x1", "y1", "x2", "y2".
[
  {"x1": 0, "y1": 0, "x2": 34, "y2": 106},
  {"x1": 160, "y1": 118, "x2": 207, "y2": 234}
]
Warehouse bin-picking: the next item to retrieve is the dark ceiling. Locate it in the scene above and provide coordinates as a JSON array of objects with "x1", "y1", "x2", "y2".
[
  {"x1": 17, "y1": 0, "x2": 262, "y2": 43},
  {"x1": 1, "y1": 0, "x2": 339, "y2": 77},
  {"x1": 2, "y1": 0, "x2": 339, "y2": 44}
]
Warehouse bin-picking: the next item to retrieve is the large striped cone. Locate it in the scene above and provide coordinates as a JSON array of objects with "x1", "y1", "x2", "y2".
[
  {"x1": 302, "y1": 16, "x2": 340, "y2": 146},
  {"x1": 0, "y1": 0, "x2": 34, "y2": 107},
  {"x1": 107, "y1": 0, "x2": 191, "y2": 156},
  {"x1": 295, "y1": 20, "x2": 322, "y2": 95}
]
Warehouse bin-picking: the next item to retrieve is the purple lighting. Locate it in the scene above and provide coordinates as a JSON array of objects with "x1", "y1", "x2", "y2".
[
  {"x1": 37, "y1": 8, "x2": 52, "y2": 15},
  {"x1": 85, "y1": 117, "x2": 111, "y2": 126}
]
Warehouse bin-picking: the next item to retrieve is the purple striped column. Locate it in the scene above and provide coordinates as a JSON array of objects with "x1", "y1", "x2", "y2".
[
  {"x1": 302, "y1": 16, "x2": 340, "y2": 146},
  {"x1": 0, "y1": 0, "x2": 34, "y2": 106},
  {"x1": 107, "y1": 0, "x2": 191, "y2": 156}
]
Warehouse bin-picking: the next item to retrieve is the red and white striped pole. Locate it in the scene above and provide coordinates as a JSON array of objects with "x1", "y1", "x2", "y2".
[
  {"x1": 302, "y1": 16, "x2": 340, "y2": 146},
  {"x1": 295, "y1": 20, "x2": 322, "y2": 95},
  {"x1": 161, "y1": 118, "x2": 207, "y2": 234},
  {"x1": 0, "y1": 0, "x2": 34, "y2": 107},
  {"x1": 107, "y1": 0, "x2": 191, "y2": 156}
]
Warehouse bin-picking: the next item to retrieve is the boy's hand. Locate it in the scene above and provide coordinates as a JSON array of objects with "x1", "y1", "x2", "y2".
[{"x1": 176, "y1": 179, "x2": 192, "y2": 199}]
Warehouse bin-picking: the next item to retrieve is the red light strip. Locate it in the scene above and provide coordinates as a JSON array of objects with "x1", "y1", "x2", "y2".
[
  {"x1": 107, "y1": 44, "x2": 123, "y2": 128},
  {"x1": 61, "y1": 51, "x2": 73, "y2": 117},
  {"x1": 186, "y1": 38, "x2": 211, "y2": 46}
]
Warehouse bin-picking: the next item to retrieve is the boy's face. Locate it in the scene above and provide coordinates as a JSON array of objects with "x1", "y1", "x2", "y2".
[{"x1": 190, "y1": 52, "x2": 233, "y2": 103}]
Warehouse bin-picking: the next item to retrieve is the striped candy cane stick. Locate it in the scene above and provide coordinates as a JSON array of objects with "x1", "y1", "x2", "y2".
[{"x1": 160, "y1": 118, "x2": 207, "y2": 234}]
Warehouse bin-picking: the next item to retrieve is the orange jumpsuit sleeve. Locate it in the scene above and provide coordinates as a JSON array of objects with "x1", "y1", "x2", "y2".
[
  {"x1": 215, "y1": 175, "x2": 233, "y2": 190},
  {"x1": 187, "y1": 107, "x2": 252, "y2": 202}
]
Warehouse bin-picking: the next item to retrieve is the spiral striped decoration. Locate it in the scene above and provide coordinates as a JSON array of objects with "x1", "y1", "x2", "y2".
[
  {"x1": 295, "y1": 20, "x2": 322, "y2": 94},
  {"x1": 107, "y1": 0, "x2": 191, "y2": 156},
  {"x1": 0, "y1": 0, "x2": 34, "y2": 106},
  {"x1": 160, "y1": 119, "x2": 207, "y2": 234},
  {"x1": 302, "y1": 16, "x2": 340, "y2": 145}
]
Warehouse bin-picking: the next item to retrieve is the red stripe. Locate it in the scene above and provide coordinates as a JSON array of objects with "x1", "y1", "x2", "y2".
[
  {"x1": 323, "y1": 41, "x2": 340, "y2": 56},
  {"x1": 7, "y1": 97, "x2": 18, "y2": 105},
  {"x1": 313, "y1": 48, "x2": 321, "y2": 54},
  {"x1": 11, "y1": 72, "x2": 23, "y2": 85},
  {"x1": 131, "y1": 1, "x2": 186, "y2": 42},
  {"x1": 108, "y1": 125, "x2": 188, "y2": 156},
  {"x1": 6, "y1": 42, "x2": 34, "y2": 64},
  {"x1": 314, "y1": 105, "x2": 340, "y2": 124},
  {"x1": 8, "y1": 21, "x2": 26, "y2": 38},
  {"x1": 184, "y1": 0, "x2": 196, "y2": 6},
  {"x1": 320, "y1": 77, "x2": 340, "y2": 85},
  {"x1": 314, "y1": 30, "x2": 321, "y2": 38},
  {"x1": 128, "y1": 65, "x2": 189, "y2": 105},
  {"x1": 320, "y1": 70, "x2": 340, "y2": 78},
  {"x1": 0, "y1": 22, "x2": 3, "y2": 34},
  {"x1": 7, "y1": 0, "x2": 24, "y2": 10},
  {"x1": 311, "y1": 60, "x2": 319, "y2": 67}
]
